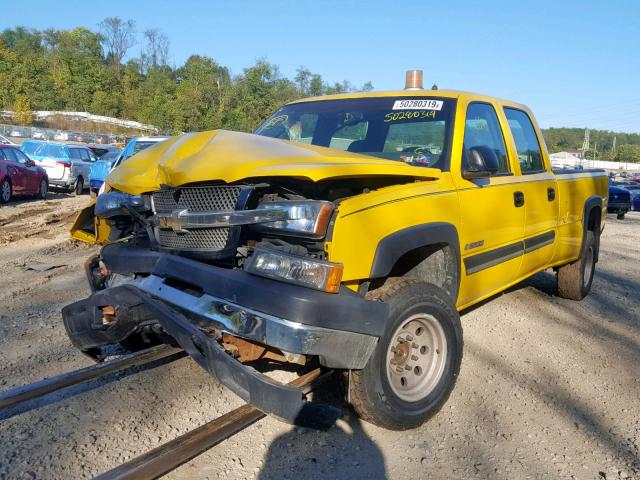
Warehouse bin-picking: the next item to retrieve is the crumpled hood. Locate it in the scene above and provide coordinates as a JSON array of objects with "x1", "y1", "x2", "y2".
[{"x1": 106, "y1": 129, "x2": 440, "y2": 195}]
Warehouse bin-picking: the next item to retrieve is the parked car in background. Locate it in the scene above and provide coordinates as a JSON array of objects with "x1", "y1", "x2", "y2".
[
  {"x1": 9, "y1": 128, "x2": 24, "y2": 138},
  {"x1": 88, "y1": 145, "x2": 122, "y2": 195},
  {"x1": 108, "y1": 136, "x2": 169, "y2": 171},
  {"x1": 0, "y1": 145, "x2": 48, "y2": 203},
  {"x1": 53, "y1": 131, "x2": 69, "y2": 141},
  {"x1": 95, "y1": 136, "x2": 168, "y2": 195},
  {"x1": 608, "y1": 182, "x2": 632, "y2": 219},
  {"x1": 0, "y1": 134, "x2": 16, "y2": 145},
  {"x1": 616, "y1": 183, "x2": 640, "y2": 211},
  {"x1": 21, "y1": 141, "x2": 97, "y2": 195},
  {"x1": 32, "y1": 129, "x2": 47, "y2": 140}
]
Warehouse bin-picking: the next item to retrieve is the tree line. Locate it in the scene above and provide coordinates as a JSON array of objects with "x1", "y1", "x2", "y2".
[
  {"x1": 1, "y1": 20, "x2": 639, "y2": 162},
  {"x1": 0, "y1": 20, "x2": 372, "y2": 134},
  {"x1": 542, "y1": 127, "x2": 640, "y2": 163}
]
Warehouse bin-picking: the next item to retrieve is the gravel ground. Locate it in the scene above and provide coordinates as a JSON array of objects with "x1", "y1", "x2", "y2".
[{"x1": 0, "y1": 195, "x2": 638, "y2": 480}]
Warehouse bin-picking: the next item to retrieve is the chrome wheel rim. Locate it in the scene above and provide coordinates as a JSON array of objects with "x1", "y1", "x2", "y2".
[
  {"x1": 385, "y1": 313, "x2": 448, "y2": 402},
  {"x1": 583, "y1": 245, "x2": 594, "y2": 286},
  {"x1": 1, "y1": 181, "x2": 10, "y2": 202}
]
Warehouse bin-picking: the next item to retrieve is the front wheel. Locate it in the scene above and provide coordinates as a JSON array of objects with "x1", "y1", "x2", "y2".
[
  {"x1": 557, "y1": 230, "x2": 596, "y2": 300},
  {"x1": 0, "y1": 178, "x2": 11, "y2": 203},
  {"x1": 349, "y1": 279, "x2": 463, "y2": 430},
  {"x1": 617, "y1": 212, "x2": 625, "y2": 220}
]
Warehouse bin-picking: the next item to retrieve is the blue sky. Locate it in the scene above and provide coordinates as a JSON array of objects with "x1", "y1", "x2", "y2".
[{"x1": 3, "y1": 0, "x2": 639, "y2": 132}]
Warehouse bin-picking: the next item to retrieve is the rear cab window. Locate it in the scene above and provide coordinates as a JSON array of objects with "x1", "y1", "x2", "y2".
[
  {"x1": 256, "y1": 97, "x2": 456, "y2": 170},
  {"x1": 503, "y1": 108, "x2": 546, "y2": 174}
]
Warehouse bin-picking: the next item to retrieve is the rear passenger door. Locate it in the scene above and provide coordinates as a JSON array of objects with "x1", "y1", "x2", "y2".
[
  {"x1": 456, "y1": 102, "x2": 526, "y2": 306},
  {"x1": 503, "y1": 108, "x2": 558, "y2": 276}
]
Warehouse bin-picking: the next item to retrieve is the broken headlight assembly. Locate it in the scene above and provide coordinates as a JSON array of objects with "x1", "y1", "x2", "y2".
[
  {"x1": 245, "y1": 247, "x2": 343, "y2": 293},
  {"x1": 95, "y1": 191, "x2": 150, "y2": 219},
  {"x1": 256, "y1": 200, "x2": 333, "y2": 239}
]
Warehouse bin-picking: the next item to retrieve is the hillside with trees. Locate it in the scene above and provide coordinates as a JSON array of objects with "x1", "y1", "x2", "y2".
[
  {"x1": 0, "y1": 20, "x2": 371, "y2": 134},
  {"x1": 1, "y1": 20, "x2": 638, "y2": 163}
]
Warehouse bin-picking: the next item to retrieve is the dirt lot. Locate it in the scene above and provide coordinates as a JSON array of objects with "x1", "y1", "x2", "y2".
[{"x1": 0, "y1": 195, "x2": 638, "y2": 480}]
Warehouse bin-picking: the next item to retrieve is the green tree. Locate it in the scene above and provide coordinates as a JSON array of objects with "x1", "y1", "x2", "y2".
[
  {"x1": 616, "y1": 144, "x2": 640, "y2": 163},
  {"x1": 13, "y1": 94, "x2": 33, "y2": 125}
]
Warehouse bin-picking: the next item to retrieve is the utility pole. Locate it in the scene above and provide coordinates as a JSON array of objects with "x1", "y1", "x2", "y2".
[
  {"x1": 593, "y1": 142, "x2": 597, "y2": 162},
  {"x1": 581, "y1": 128, "x2": 590, "y2": 159},
  {"x1": 612, "y1": 136, "x2": 617, "y2": 157}
]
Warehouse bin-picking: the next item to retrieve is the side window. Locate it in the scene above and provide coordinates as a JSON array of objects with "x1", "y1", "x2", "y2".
[
  {"x1": 3, "y1": 148, "x2": 19, "y2": 163},
  {"x1": 463, "y1": 103, "x2": 510, "y2": 174},
  {"x1": 69, "y1": 148, "x2": 83, "y2": 161},
  {"x1": 503, "y1": 108, "x2": 544, "y2": 173},
  {"x1": 79, "y1": 149, "x2": 91, "y2": 161},
  {"x1": 45, "y1": 145, "x2": 65, "y2": 158},
  {"x1": 14, "y1": 150, "x2": 30, "y2": 164}
]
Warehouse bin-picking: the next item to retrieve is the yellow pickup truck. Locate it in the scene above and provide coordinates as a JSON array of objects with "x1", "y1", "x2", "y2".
[{"x1": 64, "y1": 76, "x2": 608, "y2": 430}]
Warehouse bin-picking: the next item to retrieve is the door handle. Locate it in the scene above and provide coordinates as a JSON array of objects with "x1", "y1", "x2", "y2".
[
  {"x1": 514, "y1": 191, "x2": 525, "y2": 207},
  {"x1": 547, "y1": 187, "x2": 556, "y2": 201}
]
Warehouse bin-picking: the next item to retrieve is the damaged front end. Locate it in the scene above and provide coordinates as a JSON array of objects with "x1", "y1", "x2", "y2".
[{"x1": 64, "y1": 181, "x2": 388, "y2": 425}]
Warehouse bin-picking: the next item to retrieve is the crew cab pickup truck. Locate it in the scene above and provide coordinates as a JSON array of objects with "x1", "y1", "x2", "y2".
[{"x1": 64, "y1": 82, "x2": 608, "y2": 430}]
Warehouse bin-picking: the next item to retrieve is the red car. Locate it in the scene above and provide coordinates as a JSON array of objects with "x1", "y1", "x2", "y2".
[{"x1": 0, "y1": 145, "x2": 48, "y2": 203}]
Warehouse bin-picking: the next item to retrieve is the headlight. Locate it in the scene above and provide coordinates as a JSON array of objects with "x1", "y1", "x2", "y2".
[
  {"x1": 257, "y1": 200, "x2": 333, "y2": 238},
  {"x1": 246, "y1": 248, "x2": 343, "y2": 293},
  {"x1": 95, "y1": 191, "x2": 147, "y2": 219}
]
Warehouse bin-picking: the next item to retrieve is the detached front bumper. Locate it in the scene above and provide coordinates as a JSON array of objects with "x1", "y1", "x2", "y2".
[{"x1": 62, "y1": 249, "x2": 388, "y2": 424}]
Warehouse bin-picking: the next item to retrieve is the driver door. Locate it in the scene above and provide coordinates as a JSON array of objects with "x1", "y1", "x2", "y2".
[{"x1": 456, "y1": 102, "x2": 526, "y2": 306}]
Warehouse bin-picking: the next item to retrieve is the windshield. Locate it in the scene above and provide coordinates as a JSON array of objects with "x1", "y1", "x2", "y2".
[
  {"x1": 100, "y1": 150, "x2": 120, "y2": 160},
  {"x1": 256, "y1": 97, "x2": 455, "y2": 169},
  {"x1": 133, "y1": 141, "x2": 159, "y2": 154}
]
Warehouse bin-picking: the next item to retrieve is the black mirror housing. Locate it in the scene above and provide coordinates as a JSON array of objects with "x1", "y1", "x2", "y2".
[{"x1": 463, "y1": 146, "x2": 500, "y2": 179}]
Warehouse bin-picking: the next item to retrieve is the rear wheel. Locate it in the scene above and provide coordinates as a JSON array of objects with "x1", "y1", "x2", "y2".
[
  {"x1": 557, "y1": 230, "x2": 596, "y2": 300},
  {"x1": 616, "y1": 212, "x2": 625, "y2": 220},
  {"x1": 74, "y1": 176, "x2": 84, "y2": 196},
  {"x1": 349, "y1": 278, "x2": 463, "y2": 430},
  {"x1": 0, "y1": 178, "x2": 11, "y2": 203},
  {"x1": 37, "y1": 178, "x2": 48, "y2": 199}
]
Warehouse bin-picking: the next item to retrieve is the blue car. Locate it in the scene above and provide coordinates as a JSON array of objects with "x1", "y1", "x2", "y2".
[
  {"x1": 607, "y1": 184, "x2": 632, "y2": 219},
  {"x1": 88, "y1": 145, "x2": 122, "y2": 194},
  {"x1": 90, "y1": 136, "x2": 168, "y2": 194}
]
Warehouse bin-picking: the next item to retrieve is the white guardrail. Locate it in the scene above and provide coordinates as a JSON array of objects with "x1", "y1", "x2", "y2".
[{"x1": 0, "y1": 111, "x2": 159, "y2": 133}]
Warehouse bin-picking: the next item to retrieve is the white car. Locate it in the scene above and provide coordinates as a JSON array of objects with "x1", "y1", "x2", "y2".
[{"x1": 53, "y1": 131, "x2": 69, "y2": 141}]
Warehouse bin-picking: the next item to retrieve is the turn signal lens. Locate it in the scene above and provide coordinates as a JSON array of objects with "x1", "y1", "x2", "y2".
[{"x1": 246, "y1": 248, "x2": 343, "y2": 293}]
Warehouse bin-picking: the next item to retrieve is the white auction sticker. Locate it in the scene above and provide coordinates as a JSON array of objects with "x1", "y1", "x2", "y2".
[{"x1": 392, "y1": 99, "x2": 443, "y2": 111}]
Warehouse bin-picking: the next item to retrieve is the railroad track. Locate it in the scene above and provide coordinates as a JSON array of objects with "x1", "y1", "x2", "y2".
[
  {"x1": 0, "y1": 344, "x2": 185, "y2": 412},
  {"x1": 0, "y1": 345, "x2": 334, "y2": 479}
]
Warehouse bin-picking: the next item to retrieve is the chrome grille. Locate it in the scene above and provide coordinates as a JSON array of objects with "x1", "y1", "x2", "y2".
[
  {"x1": 152, "y1": 186, "x2": 243, "y2": 254},
  {"x1": 152, "y1": 186, "x2": 242, "y2": 213},
  {"x1": 157, "y1": 228, "x2": 230, "y2": 251}
]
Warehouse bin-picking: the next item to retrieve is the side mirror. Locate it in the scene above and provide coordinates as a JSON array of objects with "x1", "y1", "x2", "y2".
[
  {"x1": 25, "y1": 159, "x2": 36, "y2": 168},
  {"x1": 463, "y1": 146, "x2": 500, "y2": 179}
]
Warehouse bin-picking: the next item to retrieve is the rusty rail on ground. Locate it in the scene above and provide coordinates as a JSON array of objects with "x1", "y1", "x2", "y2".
[
  {"x1": 0, "y1": 344, "x2": 185, "y2": 411},
  {"x1": 94, "y1": 368, "x2": 334, "y2": 480}
]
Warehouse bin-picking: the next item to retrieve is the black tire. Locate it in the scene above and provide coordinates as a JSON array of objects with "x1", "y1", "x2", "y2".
[
  {"x1": 0, "y1": 178, "x2": 11, "y2": 203},
  {"x1": 557, "y1": 230, "x2": 596, "y2": 300},
  {"x1": 37, "y1": 178, "x2": 48, "y2": 199},
  {"x1": 74, "y1": 176, "x2": 84, "y2": 196},
  {"x1": 617, "y1": 212, "x2": 625, "y2": 220},
  {"x1": 349, "y1": 278, "x2": 463, "y2": 430}
]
